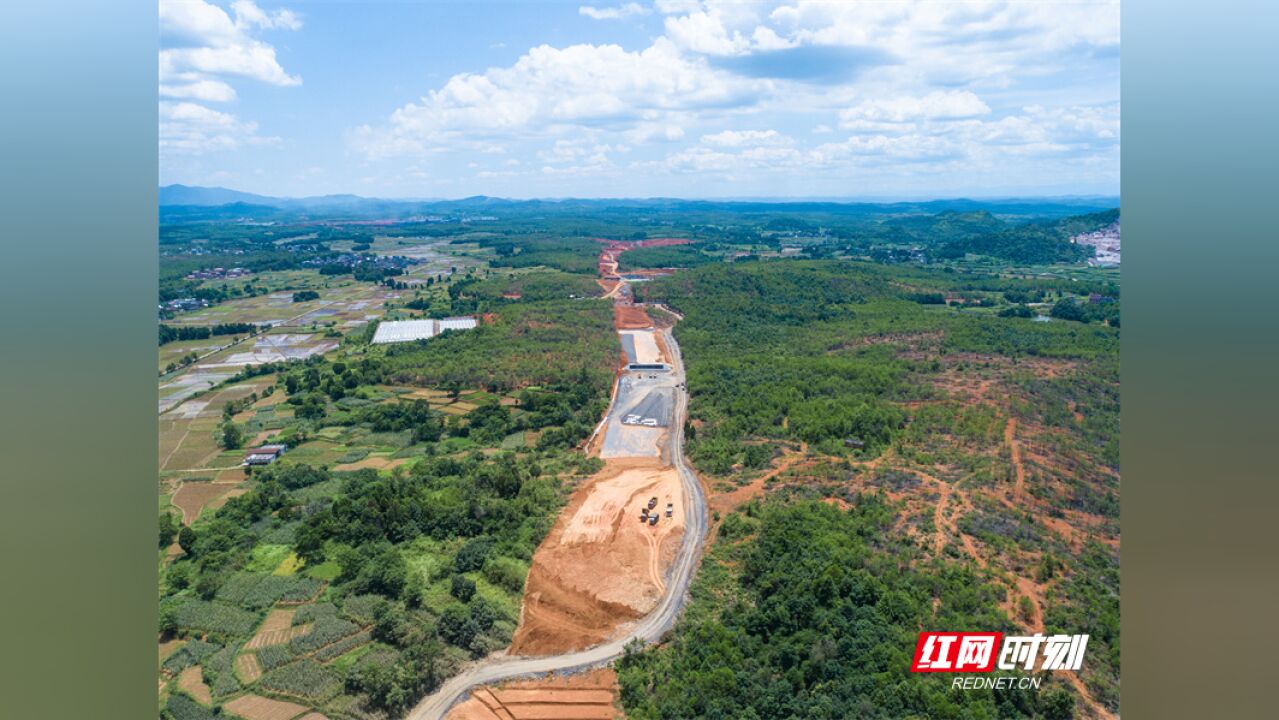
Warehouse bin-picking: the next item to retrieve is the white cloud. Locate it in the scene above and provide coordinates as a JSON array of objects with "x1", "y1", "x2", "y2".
[
  {"x1": 357, "y1": 39, "x2": 755, "y2": 157},
  {"x1": 160, "y1": 44, "x2": 300, "y2": 87},
  {"x1": 626, "y1": 122, "x2": 687, "y2": 143},
  {"x1": 159, "y1": 101, "x2": 276, "y2": 155},
  {"x1": 160, "y1": 0, "x2": 301, "y2": 87},
  {"x1": 351, "y1": 1, "x2": 1118, "y2": 194},
  {"x1": 700, "y1": 129, "x2": 792, "y2": 147},
  {"x1": 159, "y1": 0, "x2": 300, "y2": 155},
  {"x1": 231, "y1": 0, "x2": 301, "y2": 31},
  {"x1": 655, "y1": 0, "x2": 702, "y2": 14},
  {"x1": 158, "y1": 79, "x2": 238, "y2": 103},
  {"x1": 579, "y1": 3, "x2": 650, "y2": 20},
  {"x1": 840, "y1": 91, "x2": 991, "y2": 126}
]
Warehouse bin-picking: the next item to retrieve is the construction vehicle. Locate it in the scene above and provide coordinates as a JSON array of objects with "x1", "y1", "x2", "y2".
[{"x1": 648, "y1": 497, "x2": 658, "y2": 509}]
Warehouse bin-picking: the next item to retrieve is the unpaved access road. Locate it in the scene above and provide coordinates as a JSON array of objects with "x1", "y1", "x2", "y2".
[{"x1": 404, "y1": 328, "x2": 707, "y2": 720}]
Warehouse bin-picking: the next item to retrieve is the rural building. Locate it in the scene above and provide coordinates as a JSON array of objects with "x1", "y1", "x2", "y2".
[{"x1": 243, "y1": 444, "x2": 287, "y2": 466}]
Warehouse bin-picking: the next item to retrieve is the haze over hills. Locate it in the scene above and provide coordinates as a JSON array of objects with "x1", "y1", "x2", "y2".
[{"x1": 159, "y1": 184, "x2": 1118, "y2": 224}]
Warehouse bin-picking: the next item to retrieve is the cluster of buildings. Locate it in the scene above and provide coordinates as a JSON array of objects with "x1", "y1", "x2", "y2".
[
  {"x1": 1072, "y1": 221, "x2": 1121, "y2": 266},
  {"x1": 185, "y1": 267, "x2": 251, "y2": 280},
  {"x1": 160, "y1": 297, "x2": 210, "y2": 313},
  {"x1": 300, "y1": 253, "x2": 420, "y2": 271}
]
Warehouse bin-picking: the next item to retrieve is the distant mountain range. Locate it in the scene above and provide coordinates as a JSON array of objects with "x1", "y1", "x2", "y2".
[
  {"x1": 159, "y1": 184, "x2": 391, "y2": 208},
  {"x1": 158, "y1": 184, "x2": 1118, "y2": 223}
]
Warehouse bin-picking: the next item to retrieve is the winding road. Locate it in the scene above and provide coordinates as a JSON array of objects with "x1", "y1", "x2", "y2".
[{"x1": 404, "y1": 326, "x2": 707, "y2": 720}]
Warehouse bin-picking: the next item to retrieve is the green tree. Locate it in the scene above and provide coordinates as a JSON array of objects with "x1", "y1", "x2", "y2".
[
  {"x1": 177, "y1": 526, "x2": 197, "y2": 555},
  {"x1": 220, "y1": 421, "x2": 243, "y2": 450},
  {"x1": 450, "y1": 574, "x2": 477, "y2": 602},
  {"x1": 159, "y1": 511, "x2": 179, "y2": 548}
]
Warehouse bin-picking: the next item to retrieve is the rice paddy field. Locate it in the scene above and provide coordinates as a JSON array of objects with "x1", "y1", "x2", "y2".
[{"x1": 166, "y1": 280, "x2": 400, "y2": 329}]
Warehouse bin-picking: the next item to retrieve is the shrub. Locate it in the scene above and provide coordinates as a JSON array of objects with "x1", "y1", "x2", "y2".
[
  {"x1": 451, "y1": 574, "x2": 477, "y2": 602},
  {"x1": 290, "y1": 616, "x2": 359, "y2": 654},
  {"x1": 293, "y1": 602, "x2": 338, "y2": 625},
  {"x1": 256, "y1": 644, "x2": 295, "y2": 671},
  {"x1": 173, "y1": 600, "x2": 258, "y2": 637},
  {"x1": 161, "y1": 639, "x2": 220, "y2": 675},
  {"x1": 164, "y1": 693, "x2": 218, "y2": 720},
  {"x1": 203, "y1": 644, "x2": 241, "y2": 698},
  {"x1": 341, "y1": 594, "x2": 386, "y2": 626},
  {"x1": 481, "y1": 557, "x2": 526, "y2": 594},
  {"x1": 453, "y1": 538, "x2": 492, "y2": 573},
  {"x1": 216, "y1": 573, "x2": 322, "y2": 609},
  {"x1": 314, "y1": 629, "x2": 373, "y2": 662},
  {"x1": 259, "y1": 658, "x2": 343, "y2": 703}
]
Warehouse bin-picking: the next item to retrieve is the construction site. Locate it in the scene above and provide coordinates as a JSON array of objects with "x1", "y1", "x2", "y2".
[
  {"x1": 416, "y1": 238, "x2": 705, "y2": 720},
  {"x1": 511, "y1": 253, "x2": 686, "y2": 655}
]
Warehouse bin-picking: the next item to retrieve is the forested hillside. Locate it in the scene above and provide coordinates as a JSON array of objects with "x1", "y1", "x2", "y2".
[{"x1": 630, "y1": 259, "x2": 1120, "y2": 718}]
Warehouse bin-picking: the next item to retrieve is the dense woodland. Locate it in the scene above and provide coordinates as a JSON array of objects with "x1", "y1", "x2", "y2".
[
  {"x1": 618, "y1": 498, "x2": 1081, "y2": 719},
  {"x1": 630, "y1": 258, "x2": 1119, "y2": 716},
  {"x1": 637, "y1": 261, "x2": 1119, "y2": 471}
]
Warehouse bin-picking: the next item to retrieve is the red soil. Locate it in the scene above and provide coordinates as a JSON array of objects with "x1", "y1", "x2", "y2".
[
  {"x1": 510, "y1": 459, "x2": 683, "y2": 655},
  {"x1": 612, "y1": 305, "x2": 653, "y2": 330},
  {"x1": 445, "y1": 668, "x2": 622, "y2": 720}
]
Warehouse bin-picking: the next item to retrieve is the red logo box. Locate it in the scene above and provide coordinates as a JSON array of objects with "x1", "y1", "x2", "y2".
[{"x1": 911, "y1": 632, "x2": 1003, "y2": 672}]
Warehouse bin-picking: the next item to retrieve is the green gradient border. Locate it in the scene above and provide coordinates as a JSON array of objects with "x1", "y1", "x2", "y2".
[
  {"x1": 1, "y1": 1, "x2": 1277, "y2": 718},
  {"x1": 0, "y1": 1, "x2": 156, "y2": 719},
  {"x1": 1123, "y1": 0, "x2": 1279, "y2": 718}
]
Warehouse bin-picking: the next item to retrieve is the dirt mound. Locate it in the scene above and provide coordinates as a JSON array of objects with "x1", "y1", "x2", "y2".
[
  {"x1": 613, "y1": 305, "x2": 652, "y2": 330},
  {"x1": 511, "y1": 459, "x2": 683, "y2": 655},
  {"x1": 445, "y1": 669, "x2": 621, "y2": 720},
  {"x1": 634, "y1": 238, "x2": 691, "y2": 248}
]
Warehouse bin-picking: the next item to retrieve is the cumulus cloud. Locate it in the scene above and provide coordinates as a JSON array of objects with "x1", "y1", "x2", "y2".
[
  {"x1": 701, "y1": 129, "x2": 792, "y2": 147},
  {"x1": 579, "y1": 3, "x2": 650, "y2": 20},
  {"x1": 159, "y1": 0, "x2": 300, "y2": 155},
  {"x1": 662, "y1": 0, "x2": 1118, "y2": 85},
  {"x1": 230, "y1": 0, "x2": 301, "y2": 30},
  {"x1": 154, "y1": 0, "x2": 1120, "y2": 196},
  {"x1": 840, "y1": 91, "x2": 991, "y2": 126},
  {"x1": 159, "y1": 101, "x2": 276, "y2": 154},
  {"x1": 158, "y1": 78, "x2": 238, "y2": 103},
  {"x1": 356, "y1": 39, "x2": 756, "y2": 157},
  {"x1": 160, "y1": 0, "x2": 300, "y2": 87}
]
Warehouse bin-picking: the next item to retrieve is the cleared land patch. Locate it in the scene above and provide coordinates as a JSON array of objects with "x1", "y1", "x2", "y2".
[
  {"x1": 177, "y1": 665, "x2": 212, "y2": 705},
  {"x1": 445, "y1": 668, "x2": 621, "y2": 720},
  {"x1": 223, "y1": 693, "x2": 309, "y2": 720},
  {"x1": 172, "y1": 481, "x2": 240, "y2": 525},
  {"x1": 511, "y1": 458, "x2": 684, "y2": 655}
]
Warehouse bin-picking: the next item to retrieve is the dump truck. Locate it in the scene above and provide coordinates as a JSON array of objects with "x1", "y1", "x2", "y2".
[
  {"x1": 648, "y1": 514, "x2": 658, "y2": 526},
  {"x1": 665, "y1": 503, "x2": 674, "y2": 517},
  {"x1": 648, "y1": 497, "x2": 658, "y2": 509}
]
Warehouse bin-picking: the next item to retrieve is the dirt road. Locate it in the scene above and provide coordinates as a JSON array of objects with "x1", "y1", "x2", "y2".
[{"x1": 404, "y1": 328, "x2": 707, "y2": 720}]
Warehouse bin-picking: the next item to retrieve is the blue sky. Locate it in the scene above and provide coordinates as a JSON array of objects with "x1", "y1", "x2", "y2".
[{"x1": 159, "y1": 0, "x2": 1120, "y2": 199}]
